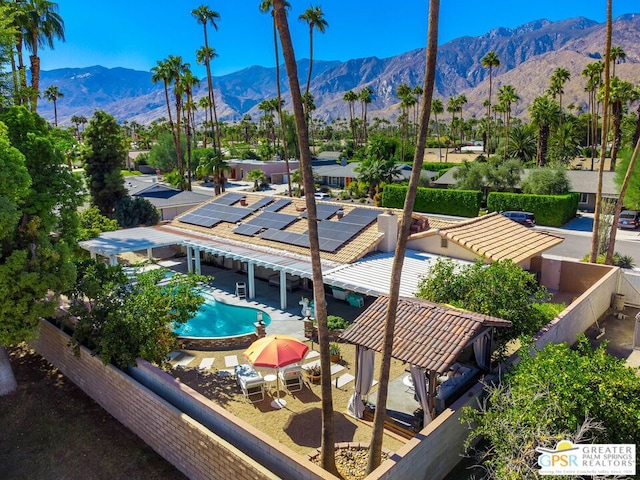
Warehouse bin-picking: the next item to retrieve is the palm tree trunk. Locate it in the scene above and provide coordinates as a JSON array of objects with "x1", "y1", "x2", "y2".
[
  {"x1": 29, "y1": 53, "x2": 40, "y2": 111},
  {"x1": 367, "y1": 0, "x2": 440, "y2": 473},
  {"x1": 590, "y1": 0, "x2": 612, "y2": 263},
  {"x1": 0, "y1": 346, "x2": 17, "y2": 396},
  {"x1": 273, "y1": 2, "x2": 337, "y2": 474},
  {"x1": 606, "y1": 137, "x2": 640, "y2": 264}
]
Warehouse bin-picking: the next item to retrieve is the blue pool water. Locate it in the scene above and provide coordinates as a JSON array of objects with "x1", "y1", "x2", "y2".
[{"x1": 174, "y1": 293, "x2": 271, "y2": 338}]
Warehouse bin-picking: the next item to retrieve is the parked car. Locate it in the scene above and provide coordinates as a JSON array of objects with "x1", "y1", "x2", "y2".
[
  {"x1": 314, "y1": 192, "x2": 330, "y2": 200},
  {"x1": 618, "y1": 210, "x2": 640, "y2": 229},
  {"x1": 500, "y1": 211, "x2": 536, "y2": 227}
]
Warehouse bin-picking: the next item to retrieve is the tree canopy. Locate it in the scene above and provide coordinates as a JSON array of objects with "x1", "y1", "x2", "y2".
[
  {"x1": 463, "y1": 337, "x2": 640, "y2": 479},
  {"x1": 67, "y1": 261, "x2": 207, "y2": 369},
  {"x1": 0, "y1": 106, "x2": 82, "y2": 346},
  {"x1": 521, "y1": 167, "x2": 571, "y2": 195}
]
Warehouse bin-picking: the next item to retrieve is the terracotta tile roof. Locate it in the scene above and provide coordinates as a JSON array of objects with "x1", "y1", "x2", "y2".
[
  {"x1": 435, "y1": 212, "x2": 563, "y2": 263},
  {"x1": 170, "y1": 193, "x2": 388, "y2": 264},
  {"x1": 339, "y1": 296, "x2": 511, "y2": 374}
]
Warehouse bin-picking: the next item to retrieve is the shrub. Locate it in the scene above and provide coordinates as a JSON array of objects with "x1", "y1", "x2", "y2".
[
  {"x1": 487, "y1": 192, "x2": 579, "y2": 226},
  {"x1": 382, "y1": 184, "x2": 482, "y2": 217},
  {"x1": 327, "y1": 315, "x2": 349, "y2": 331}
]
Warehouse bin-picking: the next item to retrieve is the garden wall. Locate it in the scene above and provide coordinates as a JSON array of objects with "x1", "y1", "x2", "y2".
[
  {"x1": 619, "y1": 271, "x2": 640, "y2": 307},
  {"x1": 30, "y1": 320, "x2": 326, "y2": 480}
]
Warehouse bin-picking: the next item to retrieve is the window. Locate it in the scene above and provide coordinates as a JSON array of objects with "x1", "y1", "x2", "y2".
[
  {"x1": 579, "y1": 193, "x2": 588, "y2": 204},
  {"x1": 441, "y1": 237, "x2": 448, "y2": 248}
]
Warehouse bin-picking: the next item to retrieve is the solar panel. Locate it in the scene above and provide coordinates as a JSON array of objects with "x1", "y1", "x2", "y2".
[
  {"x1": 244, "y1": 211, "x2": 298, "y2": 230},
  {"x1": 211, "y1": 192, "x2": 245, "y2": 205},
  {"x1": 179, "y1": 214, "x2": 221, "y2": 228},
  {"x1": 233, "y1": 224, "x2": 263, "y2": 236},
  {"x1": 264, "y1": 198, "x2": 291, "y2": 212},
  {"x1": 341, "y1": 207, "x2": 383, "y2": 225},
  {"x1": 301, "y1": 203, "x2": 341, "y2": 220},
  {"x1": 261, "y1": 229, "x2": 309, "y2": 247},
  {"x1": 197, "y1": 203, "x2": 253, "y2": 223},
  {"x1": 248, "y1": 197, "x2": 274, "y2": 211}
]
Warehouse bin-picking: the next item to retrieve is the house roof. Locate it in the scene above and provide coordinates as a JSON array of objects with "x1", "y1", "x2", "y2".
[
  {"x1": 79, "y1": 226, "x2": 188, "y2": 257},
  {"x1": 417, "y1": 212, "x2": 564, "y2": 264},
  {"x1": 124, "y1": 177, "x2": 211, "y2": 209},
  {"x1": 339, "y1": 296, "x2": 511, "y2": 374},
  {"x1": 170, "y1": 192, "x2": 387, "y2": 264},
  {"x1": 433, "y1": 167, "x2": 619, "y2": 196}
]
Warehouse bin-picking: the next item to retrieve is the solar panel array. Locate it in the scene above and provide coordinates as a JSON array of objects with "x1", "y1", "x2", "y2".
[
  {"x1": 248, "y1": 197, "x2": 274, "y2": 211},
  {"x1": 179, "y1": 214, "x2": 221, "y2": 228},
  {"x1": 300, "y1": 203, "x2": 342, "y2": 220},
  {"x1": 179, "y1": 200, "x2": 253, "y2": 227},
  {"x1": 232, "y1": 211, "x2": 298, "y2": 236},
  {"x1": 211, "y1": 192, "x2": 245, "y2": 205},
  {"x1": 264, "y1": 198, "x2": 291, "y2": 212}
]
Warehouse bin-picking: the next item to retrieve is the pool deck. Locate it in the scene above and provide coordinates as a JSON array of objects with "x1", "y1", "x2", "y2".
[{"x1": 157, "y1": 257, "x2": 374, "y2": 341}]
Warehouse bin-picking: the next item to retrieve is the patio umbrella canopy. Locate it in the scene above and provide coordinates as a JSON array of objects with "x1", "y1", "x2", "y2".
[
  {"x1": 244, "y1": 334, "x2": 309, "y2": 369},
  {"x1": 243, "y1": 334, "x2": 309, "y2": 409}
]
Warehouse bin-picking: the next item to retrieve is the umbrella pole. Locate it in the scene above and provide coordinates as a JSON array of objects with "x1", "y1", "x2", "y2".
[{"x1": 272, "y1": 367, "x2": 286, "y2": 409}]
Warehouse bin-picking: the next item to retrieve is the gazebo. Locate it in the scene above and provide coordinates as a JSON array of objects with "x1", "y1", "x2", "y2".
[{"x1": 339, "y1": 296, "x2": 511, "y2": 427}]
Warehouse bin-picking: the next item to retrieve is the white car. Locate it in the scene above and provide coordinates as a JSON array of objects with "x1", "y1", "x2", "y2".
[{"x1": 314, "y1": 192, "x2": 330, "y2": 200}]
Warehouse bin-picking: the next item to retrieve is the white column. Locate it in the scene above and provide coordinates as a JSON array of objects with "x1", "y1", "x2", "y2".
[
  {"x1": 194, "y1": 247, "x2": 201, "y2": 274},
  {"x1": 90, "y1": 251, "x2": 96, "y2": 259},
  {"x1": 279, "y1": 270, "x2": 287, "y2": 310},
  {"x1": 147, "y1": 247, "x2": 153, "y2": 260},
  {"x1": 248, "y1": 263, "x2": 255, "y2": 299},
  {"x1": 186, "y1": 246, "x2": 193, "y2": 273},
  {"x1": 109, "y1": 255, "x2": 118, "y2": 266}
]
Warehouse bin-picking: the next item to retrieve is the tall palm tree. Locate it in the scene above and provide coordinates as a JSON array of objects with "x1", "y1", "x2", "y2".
[
  {"x1": 590, "y1": 0, "x2": 612, "y2": 264},
  {"x1": 343, "y1": 89, "x2": 358, "y2": 145},
  {"x1": 260, "y1": 0, "x2": 292, "y2": 197},
  {"x1": 497, "y1": 84, "x2": 519, "y2": 156},
  {"x1": 197, "y1": 95, "x2": 211, "y2": 148},
  {"x1": 529, "y1": 95, "x2": 561, "y2": 167},
  {"x1": 367, "y1": 0, "x2": 441, "y2": 473},
  {"x1": 548, "y1": 67, "x2": 571, "y2": 115},
  {"x1": 298, "y1": 5, "x2": 328, "y2": 107},
  {"x1": 192, "y1": 6, "x2": 223, "y2": 164},
  {"x1": 43, "y1": 84, "x2": 62, "y2": 126},
  {"x1": 180, "y1": 68, "x2": 199, "y2": 190},
  {"x1": 431, "y1": 98, "x2": 444, "y2": 161},
  {"x1": 272, "y1": 0, "x2": 337, "y2": 474},
  {"x1": 610, "y1": 45, "x2": 626, "y2": 78},
  {"x1": 151, "y1": 58, "x2": 178, "y2": 168},
  {"x1": 456, "y1": 94, "x2": 468, "y2": 142},
  {"x1": 20, "y1": 0, "x2": 65, "y2": 111},
  {"x1": 359, "y1": 86, "x2": 373, "y2": 144},
  {"x1": 481, "y1": 51, "x2": 500, "y2": 154},
  {"x1": 582, "y1": 61, "x2": 604, "y2": 169},
  {"x1": 607, "y1": 77, "x2": 636, "y2": 170}
]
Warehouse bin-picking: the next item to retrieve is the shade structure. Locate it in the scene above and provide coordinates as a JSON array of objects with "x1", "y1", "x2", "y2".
[
  {"x1": 243, "y1": 335, "x2": 309, "y2": 409},
  {"x1": 244, "y1": 334, "x2": 309, "y2": 369}
]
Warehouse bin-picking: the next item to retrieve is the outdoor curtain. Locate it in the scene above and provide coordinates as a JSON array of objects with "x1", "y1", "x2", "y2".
[
  {"x1": 347, "y1": 345, "x2": 375, "y2": 418},
  {"x1": 473, "y1": 331, "x2": 491, "y2": 370},
  {"x1": 410, "y1": 365, "x2": 432, "y2": 428}
]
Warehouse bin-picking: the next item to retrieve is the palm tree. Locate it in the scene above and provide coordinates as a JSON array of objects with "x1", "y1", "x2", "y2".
[
  {"x1": 180, "y1": 68, "x2": 200, "y2": 190},
  {"x1": 192, "y1": 5, "x2": 223, "y2": 164},
  {"x1": 582, "y1": 61, "x2": 604, "y2": 169},
  {"x1": 431, "y1": 98, "x2": 444, "y2": 161},
  {"x1": 359, "y1": 86, "x2": 373, "y2": 144},
  {"x1": 607, "y1": 77, "x2": 637, "y2": 170},
  {"x1": 272, "y1": 0, "x2": 337, "y2": 474},
  {"x1": 43, "y1": 84, "x2": 62, "y2": 126},
  {"x1": 70, "y1": 114, "x2": 86, "y2": 139},
  {"x1": 396, "y1": 84, "x2": 413, "y2": 161},
  {"x1": 529, "y1": 95, "x2": 561, "y2": 166},
  {"x1": 20, "y1": 0, "x2": 66, "y2": 111},
  {"x1": 548, "y1": 67, "x2": 571, "y2": 115},
  {"x1": 497, "y1": 84, "x2": 519, "y2": 156},
  {"x1": 197, "y1": 95, "x2": 211, "y2": 147},
  {"x1": 590, "y1": 0, "x2": 612, "y2": 264},
  {"x1": 456, "y1": 94, "x2": 468, "y2": 142},
  {"x1": 298, "y1": 5, "x2": 328, "y2": 107},
  {"x1": 367, "y1": 0, "x2": 441, "y2": 473},
  {"x1": 151, "y1": 58, "x2": 178, "y2": 169},
  {"x1": 481, "y1": 50, "x2": 500, "y2": 154},
  {"x1": 260, "y1": 0, "x2": 293, "y2": 197},
  {"x1": 343, "y1": 89, "x2": 358, "y2": 145},
  {"x1": 196, "y1": 149, "x2": 229, "y2": 195},
  {"x1": 507, "y1": 124, "x2": 537, "y2": 162},
  {"x1": 610, "y1": 45, "x2": 626, "y2": 78}
]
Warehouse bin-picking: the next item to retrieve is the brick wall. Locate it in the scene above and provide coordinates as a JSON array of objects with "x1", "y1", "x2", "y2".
[{"x1": 30, "y1": 320, "x2": 283, "y2": 480}]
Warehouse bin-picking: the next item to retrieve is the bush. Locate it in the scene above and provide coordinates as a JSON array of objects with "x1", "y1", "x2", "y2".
[
  {"x1": 581, "y1": 252, "x2": 636, "y2": 269},
  {"x1": 327, "y1": 315, "x2": 349, "y2": 331},
  {"x1": 382, "y1": 184, "x2": 482, "y2": 217},
  {"x1": 487, "y1": 192, "x2": 579, "y2": 226}
]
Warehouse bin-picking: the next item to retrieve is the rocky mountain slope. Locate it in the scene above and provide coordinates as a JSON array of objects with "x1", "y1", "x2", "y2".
[{"x1": 37, "y1": 14, "x2": 640, "y2": 126}]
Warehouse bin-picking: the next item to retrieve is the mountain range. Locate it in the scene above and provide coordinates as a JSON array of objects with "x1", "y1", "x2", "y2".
[{"x1": 37, "y1": 14, "x2": 640, "y2": 127}]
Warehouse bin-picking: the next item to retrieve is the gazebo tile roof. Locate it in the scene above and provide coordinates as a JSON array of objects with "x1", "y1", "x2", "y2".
[{"x1": 339, "y1": 296, "x2": 511, "y2": 374}]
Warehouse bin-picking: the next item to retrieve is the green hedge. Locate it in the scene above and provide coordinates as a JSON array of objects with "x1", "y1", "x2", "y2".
[
  {"x1": 487, "y1": 192, "x2": 579, "y2": 226},
  {"x1": 421, "y1": 162, "x2": 456, "y2": 177},
  {"x1": 382, "y1": 185, "x2": 482, "y2": 217}
]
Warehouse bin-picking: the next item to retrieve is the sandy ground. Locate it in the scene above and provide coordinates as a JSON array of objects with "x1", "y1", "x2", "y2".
[{"x1": 167, "y1": 340, "x2": 410, "y2": 457}]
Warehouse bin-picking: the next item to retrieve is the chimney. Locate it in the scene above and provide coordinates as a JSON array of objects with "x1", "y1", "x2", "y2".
[{"x1": 377, "y1": 212, "x2": 398, "y2": 253}]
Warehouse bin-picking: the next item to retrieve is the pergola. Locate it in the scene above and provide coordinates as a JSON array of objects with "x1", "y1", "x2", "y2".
[{"x1": 339, "y1": 295, "x2": 511, "y2": 426}]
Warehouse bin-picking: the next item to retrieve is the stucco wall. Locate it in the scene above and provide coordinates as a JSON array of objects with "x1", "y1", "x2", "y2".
[
  {"x1": 407, "y1": 236, "x2": 480, "y2": 262},
  {"x1": 619, "y1": 271, "x2": 640, "y2": 307}
]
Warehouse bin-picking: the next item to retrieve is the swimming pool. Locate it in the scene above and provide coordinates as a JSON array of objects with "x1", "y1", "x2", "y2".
[{"x1": 174, "y1": 292, "x2": 271, "y2": 339}]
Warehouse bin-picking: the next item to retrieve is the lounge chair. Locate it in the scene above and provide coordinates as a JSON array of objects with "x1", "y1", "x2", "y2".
[
  {"x1": 279, "y1": 364, "x2": 303, "y2": 392},
  {"x1": 235, "y1": 282, "x2": 247, "y2": 299},
  {"x1": 235, "y1": 364, "x2": 265, "y2": 403}
]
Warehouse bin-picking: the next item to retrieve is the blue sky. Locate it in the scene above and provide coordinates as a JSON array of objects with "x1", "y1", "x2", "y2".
[{"x1": 40, "y1": 0, "x2": 638, "y2": 77}]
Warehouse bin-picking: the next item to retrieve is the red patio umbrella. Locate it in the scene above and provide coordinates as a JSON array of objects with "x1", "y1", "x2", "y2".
[{"x1": 243, "y1": 334, "x2": 309, "y2": 408}]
